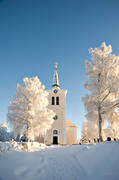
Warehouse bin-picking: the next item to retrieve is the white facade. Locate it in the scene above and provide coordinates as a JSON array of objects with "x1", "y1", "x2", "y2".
[
  {"x1": 66, "y1": 119, "x2": 78, "y2": 144},
  {"x1": 46, "y1": 87, "x2": 67, "y2": 144},
  {"x1": 45, "y1": 63, "x2": 77, "y2": 145}
]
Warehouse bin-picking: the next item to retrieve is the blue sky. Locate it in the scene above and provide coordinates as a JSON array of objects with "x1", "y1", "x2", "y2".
[{"x1": 0, "y1": 0, "x2": 119, "y2": 138}]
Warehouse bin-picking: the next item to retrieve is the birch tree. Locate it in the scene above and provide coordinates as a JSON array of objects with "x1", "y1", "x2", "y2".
[
  {"x1": 7, "y1": 77, "x2": 55, "y2": 141},
  {"x1": 82, "y1": 42, "x2": 119, "y2": 141}
]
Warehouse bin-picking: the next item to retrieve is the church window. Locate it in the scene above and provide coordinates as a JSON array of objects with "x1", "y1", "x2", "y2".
[
  {"x1": 52, "y1": 97, "x2": 55, "y2": 105},
  {"x1": 53, "y1": 115, "x2": 58, "y2": 120},
  {"x1": 56, "y1": 96, "x2": 59, "y2": 105},
  {"x1": 53, "y1": 129, "x2": 58, "y2": 135}
]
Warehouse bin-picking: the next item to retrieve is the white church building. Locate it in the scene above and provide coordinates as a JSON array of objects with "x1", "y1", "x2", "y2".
[{"x1": 44, "y1": 63, "x2": 78, "y2": 145}]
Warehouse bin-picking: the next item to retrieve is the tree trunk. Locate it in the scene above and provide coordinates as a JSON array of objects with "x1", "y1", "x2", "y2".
[
  {"x1": 98, "y1": 107, "x2": 103, "y2": 142},
  {"x1": 26, "y1": 103, "x2": 32, "y2": 142},
  {"x1": 26, "y1": 122, "x2": 31, "y2": 142}
]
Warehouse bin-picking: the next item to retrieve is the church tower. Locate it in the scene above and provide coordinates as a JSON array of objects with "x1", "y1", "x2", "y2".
[{"x1": 46, "y1": 63, "x2": 67, "y2": 145}]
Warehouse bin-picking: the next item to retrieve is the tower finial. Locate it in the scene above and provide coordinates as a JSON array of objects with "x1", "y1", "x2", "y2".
[
  {"x1": 52, "y1": 62, "x2": 60, "y2": 88},
  {"x1": 55, "y1": 62, "x2": 58, "y2": 70}
]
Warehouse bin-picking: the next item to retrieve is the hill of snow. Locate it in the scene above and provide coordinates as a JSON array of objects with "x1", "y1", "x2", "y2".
[{"x1": 0, "y1": 142, "x2": 119, "y2": 180}]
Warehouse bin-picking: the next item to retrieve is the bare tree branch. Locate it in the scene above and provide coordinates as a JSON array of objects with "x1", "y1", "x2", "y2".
[{"x1": 100, "y1": 90, "x2": 111, "y2": 104}]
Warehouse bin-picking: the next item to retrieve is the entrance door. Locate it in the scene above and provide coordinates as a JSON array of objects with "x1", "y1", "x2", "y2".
[{"x1": 53, "y1": 136, "x2": 58, "y2": 145}]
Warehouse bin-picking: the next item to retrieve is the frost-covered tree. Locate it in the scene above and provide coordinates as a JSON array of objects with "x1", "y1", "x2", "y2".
[
  {"x1": 81, "y1": 121, "x2": 88, "y2": 141},
  {"x1": 103, "y1": 110, "x2": 119, "y2": 140},
  {"x1": 81, "y1": 121, "x2": 89, "y2": 143},
  {"x1": 7, "y1": 77, "x2": 55, "y2": 142},
  {"x1": 0, "y1": 122, "x2": 9, "y2": 141},
  {"x1": 81, "y1": 120, "x2": 98, "y2": 142},
  {"x1": 83, "y1": 42, "x2": 119, "y2": 142}
]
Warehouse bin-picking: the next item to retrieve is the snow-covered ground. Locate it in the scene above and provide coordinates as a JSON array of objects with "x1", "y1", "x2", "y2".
[
  {"x1": 0, "y1": 141, "x2": 51, "y2": 153},
  {"x1": 0, "y1": 142, "x2": 119, "y2": 180}
]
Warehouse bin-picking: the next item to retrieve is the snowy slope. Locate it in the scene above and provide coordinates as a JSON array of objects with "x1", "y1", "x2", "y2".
[{"x1": 0, "y1": 142, "x2": 119, "y2": 180}]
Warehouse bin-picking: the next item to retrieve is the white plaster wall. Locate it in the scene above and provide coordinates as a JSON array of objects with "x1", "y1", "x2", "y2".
[
  {"x1": 46, "y1": 87, "x2": 67, "y2": 145},
  {"x1": 66, "y1": 126, "x2": 77, "y2": 144}
]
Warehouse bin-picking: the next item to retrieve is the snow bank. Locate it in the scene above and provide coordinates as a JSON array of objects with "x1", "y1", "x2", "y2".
[
  {"x1": 0, "y1": 142, "x2": 119, "y2": 180},
  {"x1": 12, "y1": 142, "x2": 48, "y2": 152},
  {"x1": 0, "y1": 142, "x2": 13, "y2": 153},
  {"x1": 0, "y1": 141, "x2": 48, "y2": 153}
]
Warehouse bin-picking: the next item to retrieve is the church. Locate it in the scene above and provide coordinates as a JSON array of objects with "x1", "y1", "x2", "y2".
[{"x1": 45, "y1": 63, "x2": 78, "y2": 145}]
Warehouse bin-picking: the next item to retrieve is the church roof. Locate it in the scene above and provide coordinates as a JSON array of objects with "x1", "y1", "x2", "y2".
[
  {"x1": 52, "y1": 62, "x2": 60, "y2": 88},
  {"x1": 66, "y1": 119, "x2": 78, "y2": 128}
]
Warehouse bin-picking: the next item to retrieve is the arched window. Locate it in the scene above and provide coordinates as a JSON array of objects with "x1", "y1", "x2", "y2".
[
  {"x1": 52, "y1": 97, "x2": 55, "y2": 105},
  {"x1": 56, "y1": 96, "x2": 59, "y2": 105}
]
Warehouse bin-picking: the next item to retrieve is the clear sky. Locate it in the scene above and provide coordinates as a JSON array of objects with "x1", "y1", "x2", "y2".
[{"x1": 0, "y1": 0, "x2": 119, "y2": 138}]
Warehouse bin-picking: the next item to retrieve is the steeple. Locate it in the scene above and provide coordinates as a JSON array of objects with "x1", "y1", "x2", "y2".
[{"x1": 52, "y1": 62, "x2": 60, "y2": 88}]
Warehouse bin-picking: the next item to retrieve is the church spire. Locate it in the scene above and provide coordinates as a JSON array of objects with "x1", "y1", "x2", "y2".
[{"x1": 52, "y1": 62, "x2": 60, "y2": 88}]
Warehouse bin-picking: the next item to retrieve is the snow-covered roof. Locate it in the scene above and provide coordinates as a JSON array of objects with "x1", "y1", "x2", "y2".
[{"x1": 66, "y1": 119, "x2": 78, "y2": 128}]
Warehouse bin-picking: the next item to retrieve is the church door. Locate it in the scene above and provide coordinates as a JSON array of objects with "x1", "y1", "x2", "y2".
[{"x1": 53, "y1": 136, "x2": 58, "y2": 144}]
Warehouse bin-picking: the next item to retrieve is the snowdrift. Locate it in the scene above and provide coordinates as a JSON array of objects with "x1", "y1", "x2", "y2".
[{"x1": 0, "y1": 141, "x2": 48, "y2": 153}]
